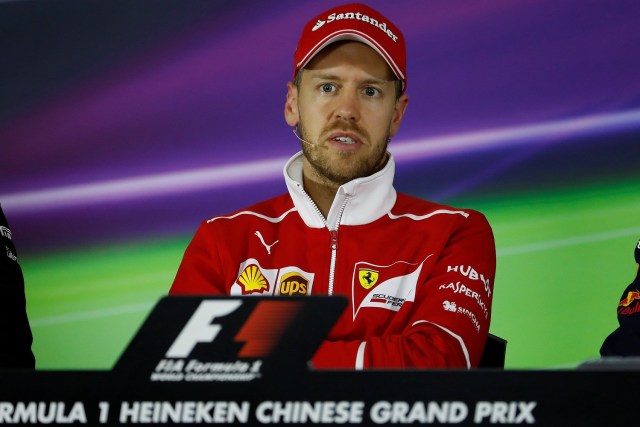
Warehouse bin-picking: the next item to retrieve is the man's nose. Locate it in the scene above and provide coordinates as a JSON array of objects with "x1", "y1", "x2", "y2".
[{"x1": 333, "y1": 90, "x2": 360, "y2": 122}]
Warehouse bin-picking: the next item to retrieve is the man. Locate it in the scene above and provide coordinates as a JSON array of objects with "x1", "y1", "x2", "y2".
[
  {"x1": 171, "y1": 3, "x2": 496, "y2": 369},
  {"x1": 600, "y1": 238, "x2": 640, "y2": 356},
  {"x1": 0, "y1": 205, "x2": 35, "y2": 369}
]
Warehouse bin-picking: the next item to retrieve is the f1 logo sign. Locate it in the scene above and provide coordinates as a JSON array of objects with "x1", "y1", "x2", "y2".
[
  {"x1": 165, "y1": 298, "x2": 303, "y2": 359},
  {"x1": 166, "y1": 300, "x2": 242, "y2": 358}
]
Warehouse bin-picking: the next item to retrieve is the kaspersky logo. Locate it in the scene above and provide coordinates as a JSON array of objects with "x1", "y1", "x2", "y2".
[
  {"x1": 237, "y1": 264, "x2": 270, "y2": 295},
  {"x1": 312, "y1": 11, "x2": 398, "y2": 42}
]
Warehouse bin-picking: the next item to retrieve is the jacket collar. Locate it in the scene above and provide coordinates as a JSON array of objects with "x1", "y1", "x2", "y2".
[{"x1": 283, "y1": 151, "x2": 397, "y2": 229}]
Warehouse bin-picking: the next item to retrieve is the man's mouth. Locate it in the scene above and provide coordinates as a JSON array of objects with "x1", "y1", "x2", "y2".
[{"x1": 334, "y1": 136, "x2": 356, "y2": 144}]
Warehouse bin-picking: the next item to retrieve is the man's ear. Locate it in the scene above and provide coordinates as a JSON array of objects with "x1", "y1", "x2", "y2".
[
  {"x1": 284, "y1": 81, "x2": 299, "y2": 126},
  {"x1": 389, "y1": 93, "x2": 409, "y2": 137}
]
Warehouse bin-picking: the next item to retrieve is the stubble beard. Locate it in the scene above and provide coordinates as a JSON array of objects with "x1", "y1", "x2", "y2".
[{"x1": 299, "y1": 120, "x2": 390, "y2": 187}]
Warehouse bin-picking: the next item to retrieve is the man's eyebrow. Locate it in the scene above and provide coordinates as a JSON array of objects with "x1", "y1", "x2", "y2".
[
  {"x1": 309, "y1": 73, "x2": 392, "y2": 85},
  {"x1": 308, "y1": 72, "x2": 341, "y2": 81},
  {"x1": 361, "y1": 78, "x2": 393, "y2": 86}
]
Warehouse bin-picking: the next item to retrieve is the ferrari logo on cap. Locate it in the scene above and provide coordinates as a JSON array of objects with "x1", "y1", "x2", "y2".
[{"x1": 359, "y1": 268, "x2": 379, "y2": 289}]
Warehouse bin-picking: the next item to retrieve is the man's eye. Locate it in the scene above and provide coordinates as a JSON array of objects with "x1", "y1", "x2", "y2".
[
  {"x1": 320, "y1": 83, "x2": 336, "y2": 93},
  {"x1": 363, "y1": 87, "x2": 380, "y2": 97}
]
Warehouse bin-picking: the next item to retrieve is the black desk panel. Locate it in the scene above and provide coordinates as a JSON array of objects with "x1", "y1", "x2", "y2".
[{"x1": 0, "y1": 367, "x2": 637, "y2": 425}]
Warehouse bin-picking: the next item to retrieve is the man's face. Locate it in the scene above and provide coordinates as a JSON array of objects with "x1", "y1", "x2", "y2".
[{"x1": 285, "y1": 41, "x2": 409, "y2": 187}]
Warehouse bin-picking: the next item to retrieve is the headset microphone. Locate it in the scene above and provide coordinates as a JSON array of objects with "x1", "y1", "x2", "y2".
[{"x1": 292, "y1": 127, "x2": 315, "y2": 146}]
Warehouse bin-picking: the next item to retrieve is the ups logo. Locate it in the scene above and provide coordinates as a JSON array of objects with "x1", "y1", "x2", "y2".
[{"x1": 279, "y1": 272, "x2": 309, "y2": 296}]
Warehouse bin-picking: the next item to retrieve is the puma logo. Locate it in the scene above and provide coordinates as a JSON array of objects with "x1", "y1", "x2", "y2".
[{"x1": 254, "y1": 231, "x2": 279, "y2": 255}]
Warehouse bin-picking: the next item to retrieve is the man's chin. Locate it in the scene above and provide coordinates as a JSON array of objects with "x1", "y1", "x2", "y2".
[{"x1": 303, "y1": 148, "x2": 384, "y2": 184}]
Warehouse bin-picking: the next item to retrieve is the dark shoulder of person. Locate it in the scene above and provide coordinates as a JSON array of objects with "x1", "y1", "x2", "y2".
[
  {"x1": 600, "y1": 239, "x2": 640, "y2": 357},
  {"x1": 0, "y1": 205, "x2": 36, "y2": 369}
]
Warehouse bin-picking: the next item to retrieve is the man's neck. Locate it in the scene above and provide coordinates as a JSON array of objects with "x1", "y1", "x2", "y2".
[{"x1": 302, "y1": 173, "x2": 339, "y2": 219}]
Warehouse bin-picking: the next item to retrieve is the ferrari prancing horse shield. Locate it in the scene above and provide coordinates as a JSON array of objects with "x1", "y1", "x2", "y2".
[{"x1": 358, "y1": 268, "x2": 379, "y2": 289}]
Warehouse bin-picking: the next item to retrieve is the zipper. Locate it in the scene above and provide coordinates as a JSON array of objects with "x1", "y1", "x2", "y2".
[
  {"x1": 327, "y1": 196, "x2": 349, "y2": 295},
  {"x1": 298, "y1": 184, "x2": 350, "y2": 295},
  {"x1": 328, "y1": 230, "x2": 339, "y2": 295}
]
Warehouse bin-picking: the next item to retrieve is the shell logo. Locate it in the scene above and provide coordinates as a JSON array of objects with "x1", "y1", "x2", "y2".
[{"x1": 237, "y1": 264, "x2": 270, "y2": 294}]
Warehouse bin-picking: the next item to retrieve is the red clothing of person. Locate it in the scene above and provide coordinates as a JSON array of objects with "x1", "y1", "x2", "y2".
[{"x1": 171, "y1": 152, "x2": 496, "y2": 369}]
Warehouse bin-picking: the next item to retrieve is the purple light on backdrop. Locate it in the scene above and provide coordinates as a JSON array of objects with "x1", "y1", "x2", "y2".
[
  {"x1": 390, "y1": 109, "x2": 640, "y2": 162},
  {"x1": 1, "y1": 157, "x2": 287, "y2": 212},
  {"x1": 3, "y1": 0, "x2": 640, "y2": 194},
  {"x1": 3, "y1": 108, "x2": 639, "y2": 214}
]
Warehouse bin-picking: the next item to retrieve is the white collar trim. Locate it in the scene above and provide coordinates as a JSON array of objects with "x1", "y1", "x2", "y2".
[{"x1": 283, "y1": 151, "x2": 397, "y2": 229}]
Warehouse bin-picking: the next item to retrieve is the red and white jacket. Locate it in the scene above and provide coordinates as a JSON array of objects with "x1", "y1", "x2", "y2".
[{"x1": 170, "y1": 152, "x2": 496, "y2": 369}]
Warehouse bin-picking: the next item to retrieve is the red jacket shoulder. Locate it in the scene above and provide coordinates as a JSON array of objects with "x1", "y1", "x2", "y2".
[
  {"x1": 394, "y1": 193, "x2": 487, "y2": 220},
  {"x1": 203, "y1": 193, "x2": 294, "y2": 224}
]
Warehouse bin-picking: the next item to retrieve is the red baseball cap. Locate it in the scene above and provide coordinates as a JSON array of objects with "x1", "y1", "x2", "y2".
[{"x1": 293, "y1": 3, "x2": 406, "y2": 91}]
